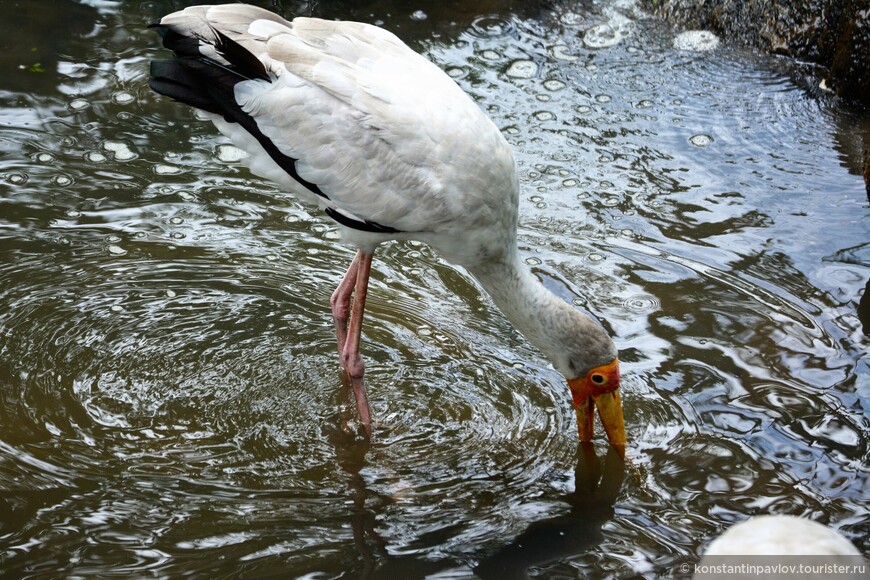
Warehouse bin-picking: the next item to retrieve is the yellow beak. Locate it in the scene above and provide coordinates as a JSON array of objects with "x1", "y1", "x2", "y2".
[{"x1": 569, "y1": 357, "x2": 626, "y2": 456}]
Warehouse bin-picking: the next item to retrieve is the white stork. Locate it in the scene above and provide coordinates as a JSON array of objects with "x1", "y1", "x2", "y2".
[{"x1": 149, "y1": 3, "x2": 625, "y2": 449}]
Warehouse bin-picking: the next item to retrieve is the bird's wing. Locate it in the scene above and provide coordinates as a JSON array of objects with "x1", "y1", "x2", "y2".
[{"x1": 151, "y1": 5, "x2": 515, "y2": 236}]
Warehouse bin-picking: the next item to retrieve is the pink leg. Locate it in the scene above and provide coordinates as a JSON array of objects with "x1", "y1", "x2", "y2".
[
  {"x1": 331, "y1": 250, "x2": 374, "y2": 435},
  {"x1": 330, "y1": 252, "x2": 361, "y2": 355}
]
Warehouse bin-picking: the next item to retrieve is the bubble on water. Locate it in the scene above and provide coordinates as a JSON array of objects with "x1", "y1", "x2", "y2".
[
  {"x1": 410, "y1": 10, "x2": 427, "y2": 21},
  {"x1": 550, "y1": 43, "x2": 578, "y2": 62},
  {"x1": 690, "y1": 134, "x2": 713, "y2": 147},
  {"x1": 107, "y1": 245, "x2": 127, "y2": 256},
  {"x1": 85, "y1": 151, "x2": 106, "y2": 163},
  {"x1": 673, "y1": 30, "x2": 720, "y2": 52},
  {"x1": 635, "y1": 99, "x2": 653, "y2": 109},
  {"x1": 53, "y1": 175, "x2": 73, "y2": 186},
  {"x1": 69, "y1": 98, "x2": 89, "y2": 110},
  {"x1": 524, "y1": 257, "x2": 542, "y2": 266},
  {"x1": 110, "y1": 305, "x2": 124, "y2": 312},
  {"x1": 563, "y1": 179, "x2": 577, "y2": 187},
  {"x1": 584, "y1": 21, "x2": 632, "y2": 49},
  {"x1": 506, "y1": 59, "x2": 538, "y2": 79},
  {"x1": 112, "y1": 91, "x2": 135, "y2": 104},
  {"x1": 169, "y1": 216, "x2": 184, "y2": 225},
  {"x1": 576, "y1": 105, "x2": 592, "y2": 114},
  {"x1": 103, "y1": 141, "x2": 136, "y2": 161},
  {"x1": 324, "y1": 230, "x2": 341, "y2": 240},
  {"x1": 216, "y1": 144, "x2": 247, "y2": 163},
  {"x1": 534, "y1": 111, "x2": 554, "y2": 121},
  {"x1": 36, "y1": 152, "x2": 55, "y2": 163},
  {"x1": 7, "y1": 173, "x2": 28, "y2": 184},
  {"x1": 178, "y1": 191, "x2": 196, "y2": 201},
  {"x1": 543, "y1": 79, "x2": 566, "y2": 91},
  {"x1": 588, "y1": 253, "x2": 605, "y2": 262},
  {"x1": 559, "y1": 11, "x2": 583, "y2": 26},
  {"x1": 170, "y1": 232, "x2": 185, "y2": 239},
  {"x1": 481, "y1": 50, "x2": 500, "y2": 61},
  {"x1": 595, "y1": 94, "x2": 612, "y2": 103},
  {"x1": 446, "y1": 67, "x2": 465, "y2": 78},
  {"x1": 155, "y1": 164, "x2": 181, "y2": 175},
  {"x1": 65, "y1": 209, "x2": 81, "y2": 218},
  {"x1": 623, "y1": 294, "x2": 660, "y2": 312}
]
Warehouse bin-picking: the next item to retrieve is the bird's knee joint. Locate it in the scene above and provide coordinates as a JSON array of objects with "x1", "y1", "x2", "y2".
[{"x1": 341, "y1": 351, "x2": 365, "y2": 378}]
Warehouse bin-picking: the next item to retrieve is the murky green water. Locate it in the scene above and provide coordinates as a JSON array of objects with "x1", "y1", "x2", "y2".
[{"x1": 1, "y1": 0, "x2": 867, "y2": 577}]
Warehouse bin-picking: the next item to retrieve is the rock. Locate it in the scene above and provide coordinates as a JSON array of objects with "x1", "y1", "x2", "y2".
[{"x1": 643, "y1": 0, "x2": 870, "y2": 105}]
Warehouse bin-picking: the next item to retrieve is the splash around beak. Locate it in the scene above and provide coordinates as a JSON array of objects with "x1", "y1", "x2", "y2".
[{"x1": 568, "y1": 357, "x2": 626, "y2": 456}]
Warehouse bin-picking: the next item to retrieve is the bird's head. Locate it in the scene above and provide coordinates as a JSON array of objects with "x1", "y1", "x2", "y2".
[
  {"x1": 567, "y1": 357, "x2": 625, "y2": 456},
  {"x1": 548, "y1": 311, "x2": 626, "y2": 455}
]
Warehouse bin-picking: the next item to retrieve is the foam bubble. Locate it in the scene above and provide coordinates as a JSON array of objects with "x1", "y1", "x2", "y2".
[
  {"x1": 584, "y1": 17, "x2": 634, "y2": 49},
  {"x1": 155, "y1": 164, "x2": 181, "y2": 175},
  {"x1": 690, "y1": 134, "x2": 713, "y2": 147},
  {"x1": 506, "y1": 60, "x2": 538, "y2": 79},
  {"x1": 550, "y1": 43, "x2": 578, "y2": 62},
  {"x1": 215, "y1": 144, "x2": 247, "y2": 163},
  {"x1": 112, "y1": 91, "x2": 135, "y2": 104},
  {"x1": 673, "y1": 30, "x2": 720, "y2": 52},
  {"x1": 103, "y1": 141, "x2": 136, "y2": 161}
]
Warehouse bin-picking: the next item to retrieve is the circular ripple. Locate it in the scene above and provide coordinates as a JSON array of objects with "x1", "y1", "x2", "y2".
[
  {"x1": 623, "y1": 294, "x2": 661, "y2": 312},
  {"x1": 469, "y1": 14, "x2": 514, "y2": 38}
]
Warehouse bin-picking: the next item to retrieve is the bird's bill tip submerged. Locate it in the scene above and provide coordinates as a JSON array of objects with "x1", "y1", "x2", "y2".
[{"x1": 568, "y1": 357, "x2": 626, "y2": 456}]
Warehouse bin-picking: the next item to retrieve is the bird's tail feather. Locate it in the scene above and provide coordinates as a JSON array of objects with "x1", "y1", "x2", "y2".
[{"x1": 148, "y1": 20, "x2": 270, "y2": 116}]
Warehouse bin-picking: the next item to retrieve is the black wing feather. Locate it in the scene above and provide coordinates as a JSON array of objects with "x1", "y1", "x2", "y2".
[{"x1": 148, "y1": 14, "x2": 401, "y2": 233}]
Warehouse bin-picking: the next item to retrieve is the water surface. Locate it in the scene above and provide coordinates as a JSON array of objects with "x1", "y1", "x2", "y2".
[{"x1": 0, "y1": 0, "x2": 868, "y2": 577}]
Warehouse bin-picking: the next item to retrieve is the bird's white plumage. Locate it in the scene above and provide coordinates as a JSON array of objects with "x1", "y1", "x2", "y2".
[
  {"x1": 169, "y1": 5, "x2": 517, "y2": 264},
  {"x1": 704, "y1": 515, "x2": 861, "y2": 556}
]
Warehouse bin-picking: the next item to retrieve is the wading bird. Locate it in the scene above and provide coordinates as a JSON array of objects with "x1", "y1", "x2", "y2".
[{"x1": 149, "y1": 3, "x2": 625, "y2": 451}]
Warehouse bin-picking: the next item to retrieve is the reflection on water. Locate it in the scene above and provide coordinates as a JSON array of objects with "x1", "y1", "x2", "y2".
[{"x1": 0, "y1": 0, "x2": 867, "y2": 576}]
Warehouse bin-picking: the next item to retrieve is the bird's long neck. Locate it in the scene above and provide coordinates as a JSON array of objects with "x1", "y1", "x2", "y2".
[{"x1": 469, "y1": 249, "x2": 580, "y2": 375}]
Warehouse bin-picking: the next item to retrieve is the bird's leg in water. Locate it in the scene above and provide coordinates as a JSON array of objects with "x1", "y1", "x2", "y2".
[
  {"x1": 331, "y1": 251, "x2": 361, "y2": 355},
  {"x1": 339, "y1": 251, "x2": 374, "y2": 435}
]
